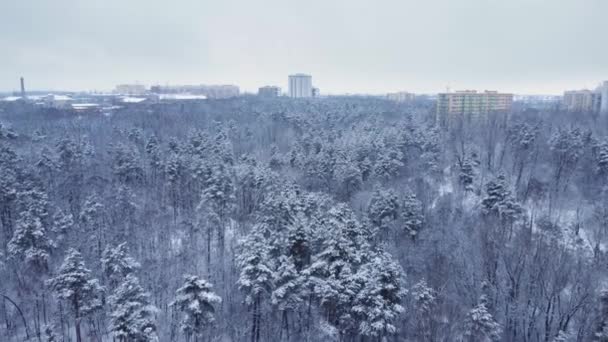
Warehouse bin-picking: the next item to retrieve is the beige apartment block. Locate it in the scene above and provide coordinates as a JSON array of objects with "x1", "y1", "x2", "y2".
[{"x1": 437, "y1": 90, "x2": 513, "y2": 116}]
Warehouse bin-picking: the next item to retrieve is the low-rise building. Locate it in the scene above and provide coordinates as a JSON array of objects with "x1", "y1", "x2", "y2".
[
  {"x1": 42, "y1": 94, "x2": 73, "y2": 109},
  {"x1": 150, "y1": 84, "x2": 239, "y2": 99},
  {"x1": 387, "y1": 91, "x2": 415, "y2": 103},
  {"x1": 114, "y1": 84, "x2": 147, "y2": 95},
  {"x1": 258, "y1": 86, "x2": 281, "y2": 97}
]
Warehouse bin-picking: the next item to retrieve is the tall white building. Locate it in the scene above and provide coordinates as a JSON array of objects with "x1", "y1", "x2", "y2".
[
  {"x1": 288, "y1": 74, "x2": 312, "y2": 98},
  {"x1": 601, "y1": 81, "x2": 608, "y2": 114}
]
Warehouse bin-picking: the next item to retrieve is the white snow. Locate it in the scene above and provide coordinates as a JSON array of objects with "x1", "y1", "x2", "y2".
[
  {"x1": 158, "y1": 94, "x2": 207, "y2": 100},
  {"x1": 1, "y1": 96, "x2": 22, "y2": 102},
  {"x1": 120, "y1": 97, "x2": 147, "y2": 103}
]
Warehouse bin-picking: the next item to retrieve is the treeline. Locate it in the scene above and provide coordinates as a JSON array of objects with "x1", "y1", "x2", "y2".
[{"x1": 0, "y1": 97, "x2": 607, "y2": 341}]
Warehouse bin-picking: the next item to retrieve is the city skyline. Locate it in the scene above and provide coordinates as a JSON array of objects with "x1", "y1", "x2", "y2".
[
  {"x1": 1, "y1": 0, "x2": 607, "y2": 95},
  {"x1": 2, "y1": 76, "x2": 606, "y2": 97}
]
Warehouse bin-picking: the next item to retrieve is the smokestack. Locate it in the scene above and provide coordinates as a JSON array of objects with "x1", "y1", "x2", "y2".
[{"x1": 20, "y1": 77, "x2": 26, "y2": 98}]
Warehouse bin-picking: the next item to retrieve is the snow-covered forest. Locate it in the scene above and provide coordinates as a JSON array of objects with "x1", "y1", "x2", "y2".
[{"x1": 1, "y1": 97, "x2": 607, "y2": 341}]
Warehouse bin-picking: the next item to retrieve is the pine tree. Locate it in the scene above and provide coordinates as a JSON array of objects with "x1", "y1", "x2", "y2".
[
  {"x1": 411, "y1": 279, "x2": 436, "y2": 341},
  {"x1": 80, "y1": 194, "x2": 105, "y2": 260},
  {"x1": 368, "y1": 187, "x2": 400, "y2": 232},
  {"x1": 351, "y1": 251, "x2": 406, "y2": 338},
  {"x1": 237, "y1": 229, "x2": 274, "y2": 342},
  {"x1": 309, "y1": 205, "x2": 370, "y2": 334},
  {"x1": 269, "y1": 144, "x2": 284, "y2": 171},
  {"x1": 47, "y1": 248, "x2": 103, "y2": 342},
  {"x1": 597, "y1": 141, "x2": 608, "y2": 177},
  {"x1": 108, "y1": 274, "x2": 158, "y2": 342},
  {"x1": 286, "y1": 213, "x2": 314, "y2": 271},
  {"x1": 272, "y1": 256, "x2": 306, "y2": 310},
  {"x1": 458, "y1": 154, "x2": 477, "y2": 192},
  {"x1": 596, "y1": 289, "x2": 608, "y2": 341},
  {"x1": 373, "y1": 147, "x2": 403, "y2": 182},
  {"x1": 8, "y1": 186, "x2": 53, "y2": 271},
  {"x1": 101, "y1": 242, "x2": 141, "y2": 289},
  {"x1": 165, "y1": 150, "x2": 186, "y2": 219},
  {"x1": 481, "y1": 175, "x2": 522, "y2": 226},
  {"x1": 8, "y1": 210, "x2": 53, "y2": 271},
  {"x1": 171, "y1": 275, "x2": 221, "y2": 342},
  {"x1": 112, "y1": 143, "x2": 144, "y2": 184},
  {"x1": 462, "y1": 295, "x2": 502, "y2": 342},
  {"x1": 402, "y1": 189, "x2": 423, "y2": 240},
  {"x1": 145, "y1": 134, "x2": 162, "y2": 179},
  {"x1": 0, "y1": 146, "x2": 18, "y2": 244},
  {"x1": 334, "y1": 159, "x2": 362, "y2": 200},
  {"x1": 272, "y1": 255, "x2": 306, "y2": 339}
]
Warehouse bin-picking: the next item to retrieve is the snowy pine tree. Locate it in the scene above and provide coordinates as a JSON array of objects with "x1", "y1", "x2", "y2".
[
  {"x1": 101, "y1": 242, "x2": 141, "y2": 289},
  {"x1": 351, "y1": 251, "x2": 406, "y2": 338},
  {"x1": 47, "y1": 248, "x2": 103, "y2": 342},
  {"x1": 597, "y1": 141, "x2": 608, "y2": 178},
  {"x1": 368, "y1": 187, "x2": 400, "y2": 232},
  {"x1": 462, "y1": 296, "x2": 502, "y2": 342},
  {"x1": 171, "y1": 275, "x2": 221, "y2": 342},
  {"x1": 237, "y1": 230, "x2": 274, "y2": 342},
  {"x1": 597, "y1": 289, "x2": 608, "y2": 341},
  {"x1": 8, "y1": 186, "x2": 53, "y2": 271},
  {"x1": 481, "y1": 175, "x2": 522, "y2": 227},
  {"x1": 411, "y1": 279, "x2": 436, "y2": 341},
  {"x1": 108, "y1": 274, "x2": 158, "y2": 342},
  {"x1": 401, "y1": 189, "x2": 423, "y2": 240}
]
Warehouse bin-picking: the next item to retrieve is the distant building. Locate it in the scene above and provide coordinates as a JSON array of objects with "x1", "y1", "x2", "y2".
[
  {"x1": 42, "y1": 94, "x2": 73, "y2": 109},
  {"x1": 387, "y1": 91, "x2": 415, "y2": 103},
  {"x1": 150, "y1": 84, "x2": 239, "y2": 99},
  {"x1": 71, "y1": 103, "x2": 101, "y2": 113},
  {"x1": 20, "y1": 77, "x2": 26, "y2": 99},
  {"x1": 600, "y1": 81, "x2": 608, "y2": 114},
  {"x1": 562, "y1": 89, "x2": 601, "y2": 113},
  {"x1": 437, "y1": 90, "x2": 513, "y2": 116},
  {"x1": 258, "y1": 86, "x2": 281, "y2": 98},
  {"x1": 114, "y1": 84, "x2": 147, "y2": 95},
  {"x1": 288, "y1": 74, "x2": 313, "y2": 98},
  {"x1": 514, "y1": 95, "x2": 561, "y2": 111},
  {"x1": 561, "y1": 81, "x2": 608, "y2": 114},
  {"x1": 312, "y1": 87, "x2": 320, "y2": 97}
]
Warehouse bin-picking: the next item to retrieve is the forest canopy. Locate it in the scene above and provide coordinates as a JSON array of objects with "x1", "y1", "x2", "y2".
[{"x1": 0, "y1": 97, "x2": 607, "y2": 342}]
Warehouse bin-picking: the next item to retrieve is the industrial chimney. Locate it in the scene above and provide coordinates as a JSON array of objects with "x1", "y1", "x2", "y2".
[{"x1": 20, "y1": 77, "x2": 26, "y2": 98}]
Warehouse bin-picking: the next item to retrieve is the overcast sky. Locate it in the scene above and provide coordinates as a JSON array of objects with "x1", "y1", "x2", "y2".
[{"x1": 0, "y1": 0, "x2": 606, "y2": 95}]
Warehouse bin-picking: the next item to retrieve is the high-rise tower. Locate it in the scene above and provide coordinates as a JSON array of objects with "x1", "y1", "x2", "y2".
[
  {"x1": 20, "y1": 77, "x2": 26, "y2": 98},
  {"x1": 288, "y1": 74, "x2": 312, "y2": 98},
  {"x1": 601, "y1": 80, "x2": 608, "y2": 114}
]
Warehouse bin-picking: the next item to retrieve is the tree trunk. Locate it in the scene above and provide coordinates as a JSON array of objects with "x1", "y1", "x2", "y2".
[{"x1": 75, "y1": 318, "x2": 82, "y2": 342}]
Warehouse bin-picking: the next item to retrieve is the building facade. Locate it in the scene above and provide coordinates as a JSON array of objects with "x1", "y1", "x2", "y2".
[
  {"x1": 288, "y1": 74, "x2": 312, "y2": 98},
  {"x1": 387, "y1": 91, "x2": 416, "y2": 103},
  {"x1": 562, "y1": 90, "x2": 599, "y2": 113},
  {"x1": 561, "y1": 81, "x2": 608, "y2": 114},
  {"x1": 150, "y1": 84, "x2": 239, "y2": 99},
  {"x1": 258, "y1": 86, "x2": 281, "y2": 97},
  {"x1": 114, "y1": 84, "x2": 147, "y2": 95},
  {"x1": 601, "y1": 81, "x2": 608, "y2": 114},
  {"x1": 437, "y1": 90, "x2": 513, "y2": 116}
]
